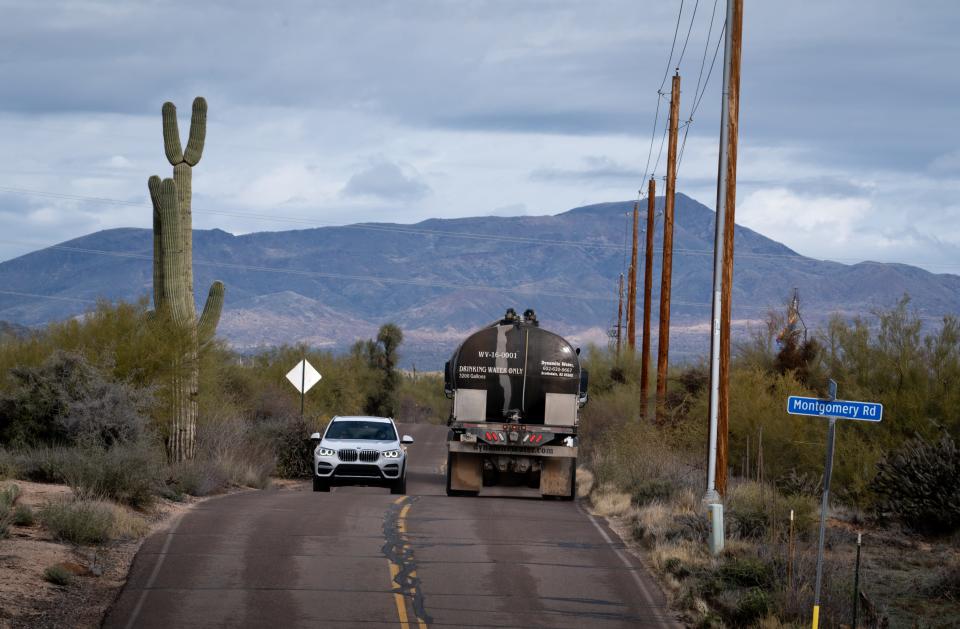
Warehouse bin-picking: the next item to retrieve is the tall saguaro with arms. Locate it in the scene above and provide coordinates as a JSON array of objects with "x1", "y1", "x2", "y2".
[{"x1": 148, "y1": 97, "x2": 225, "y2": 462}]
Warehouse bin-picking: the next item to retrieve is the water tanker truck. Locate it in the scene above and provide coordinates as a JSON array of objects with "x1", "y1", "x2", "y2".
[{"x1": 443, "y1": 308, "x2": 587, "y2": 499}]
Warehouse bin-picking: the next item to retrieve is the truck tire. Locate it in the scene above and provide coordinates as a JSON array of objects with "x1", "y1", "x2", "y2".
[{"x1": 313, "y1": 476, "x2": 330, "y2": 492}]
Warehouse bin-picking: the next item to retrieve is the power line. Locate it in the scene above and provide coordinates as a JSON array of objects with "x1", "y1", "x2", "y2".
[
  {"x1": 643, "y1": 1, "x2": 688, "y2": 183},
  {"x1": 0, "y1": 289, "x2": 96, "y2": 304},
  {"x1": 676, "y1": 0, "x2": 701, "y2": 68},
  {"x1": 678, "y1": 20, "x2": 725, "y2": 169},
  {"x1": 658, "y1": 1, "x2": 686, "y2": 92}
]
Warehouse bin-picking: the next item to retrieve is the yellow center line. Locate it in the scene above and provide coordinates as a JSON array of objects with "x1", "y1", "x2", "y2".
[
  {"x1": 389, "y1": 499, "x2": 427, "y2": 629},
  {"x1": 388, "y1": 561, "x2": 409, "y2": 628}
]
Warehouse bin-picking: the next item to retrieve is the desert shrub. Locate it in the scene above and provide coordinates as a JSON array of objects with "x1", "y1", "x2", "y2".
[
  {"x1": 0, "y1": 483, "x2": 20, "y2": 509},
  {"x1": 12, "y1": 503, "x2": 34, "y2": 526},
  {"x1": 872, "y1": 433, "x2": 960, "y2": 534},
  {"x1": 775, "y1": 468, "x2": 819, "y2": 497},
  {"x1": 194, "y1": 418, "x2": 275, "y2": 489},
  {"x1": 11, "y1": 446, "x2": 72, "y2": 483},
  {"x1": 732, "y1": 588, "x2": 772, "y2": 625},
  {"x1": 63, "y1": 442, "x2": 164, "y2": 509},
  {"x1": 0, "y1": 351, "x2": 152, "y2": 449},
  {"x1": 727, "y1": 481, "x2": 817, "y2": 541},
  {"x1": 396, "y1": 373, "x2": 447, "y2": 425},
  {"x1": 928, "y1": 562, "x2": 960, "y2": 601},
  {"x1": 0, "y1": 483, "x2": 20, "y2": 538},
  {"x1": 589, "y1": 419, "x2": 699, "y2": 499},
  {"x1": 40, "y1": 499, "x2": 115, "y2": 545},
  {"x1": 0, "y1": 449, "x2": 16, "y2": 479},
  {"x1": 43, "y1": 564, "x2": 73, "y2": 586},
  {"x1": 40, "y1": 498, "x2": 148, "y2": 544},
  {"x1": 267, "y1": 416, "x2": 314, "y2": 479},
  {"x1": 168, "y1": 458, "x2": 227, "y2": 497},
  {"x1": 718, "y1": 556, "x2": 774, "y2": 589},
  {"x1": 629, "y1": 478, "x2": 678, "y2": 506}
]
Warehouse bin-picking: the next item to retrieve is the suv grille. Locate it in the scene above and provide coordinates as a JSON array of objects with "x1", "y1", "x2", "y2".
[
  {"x1": 337, "y1": 449, "x2": 380, "y2": 462},
  {"x1": 334, "y1": 464, "x2": 381, "y2": 478}
]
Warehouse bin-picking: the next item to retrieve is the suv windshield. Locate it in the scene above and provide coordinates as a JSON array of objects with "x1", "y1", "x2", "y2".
[{"x1": 325, "y1": 420, "x2": 396, "y2": 441}]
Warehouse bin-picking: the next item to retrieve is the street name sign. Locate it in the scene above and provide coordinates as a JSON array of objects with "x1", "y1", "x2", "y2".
[{"x1": 786, "y1": 396, "x2": 882, "y2": 422}]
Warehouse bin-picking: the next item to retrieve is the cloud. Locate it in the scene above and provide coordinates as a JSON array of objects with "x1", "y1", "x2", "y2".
[
  {"x1": 739, "y1": 188, "x2": 870, "y2": 243},
  {"x1": 0, "y1": 0, "x2": 958, "y2": 276},
  {"x1": 488, "y1": 203, "x2": 529, "y2": 217},
  {"x1": 930, "y1": 150, "x2": 960, "y2": 174},
  {"x1": 530, "y1": 156, "x2": 638, "y2": 184},
  {"x1": 342, "y1": 159, "x2": 431, "y2": 202}
]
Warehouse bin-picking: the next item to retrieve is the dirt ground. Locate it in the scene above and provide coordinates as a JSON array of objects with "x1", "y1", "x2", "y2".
[{"x1": 0, "y1": 481, "x2": 243, "y2": 629}]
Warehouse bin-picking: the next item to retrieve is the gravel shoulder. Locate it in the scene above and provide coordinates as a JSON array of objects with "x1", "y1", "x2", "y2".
[{"x1": 0, "y1": 481, "x2": 248, "y2": 629}]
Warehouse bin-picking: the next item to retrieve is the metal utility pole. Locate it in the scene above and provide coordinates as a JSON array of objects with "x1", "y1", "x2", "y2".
[
  {"x1": 812, "y1": 379, "x2": 839, "y2": 629},
  {"x1": 627, "y1": 202, "x2": 639, "y2": 350},
  {"x1": 640, "y1": 178, "x2": 655, "y2": 411},
  {"x1": 706, "y1": 0, "x2": 743, "y2": 501},
  {"x1": 656, "y1": 72, "x2": 680, "y2": 421},
  {"x1": 616, "y1": 273, "x2": 624, "y2": 356}
]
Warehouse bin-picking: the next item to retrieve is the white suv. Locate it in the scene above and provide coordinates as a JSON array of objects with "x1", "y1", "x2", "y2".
[{"x1": 310, "y1": 416, "x2": 413, "y2": 494}]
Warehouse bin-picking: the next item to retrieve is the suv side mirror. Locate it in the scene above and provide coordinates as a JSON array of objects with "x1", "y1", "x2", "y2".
[
  {"x1": 444, "y1": 361, "x2": 454, "y2": 399},
  {"x1": 309, "y1": 432, "x2": 321, "y2": 442},
  {"x1": 401, "y1": 435, "x2": 414, "y2": 445},
  {"x1": 578, "y1": 369, "x2": 589, "y2": 407}
]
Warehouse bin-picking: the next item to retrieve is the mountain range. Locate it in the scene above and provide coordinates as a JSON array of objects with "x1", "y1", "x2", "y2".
[{"x1": 1, "y1": 193, "x2": 958, "y2": 368}]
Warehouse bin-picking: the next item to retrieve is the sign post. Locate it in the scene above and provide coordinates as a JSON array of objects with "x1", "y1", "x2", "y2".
[
  {"x1": 286, "y1": 358, "x2": 322, "y2": 419},
  {"x1": 786, "y1": 379, "x2": 882, "y2": 629}
]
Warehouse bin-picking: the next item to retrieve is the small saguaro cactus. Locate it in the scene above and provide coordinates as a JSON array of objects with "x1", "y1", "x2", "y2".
[{"x1": 148, "y1": 97, "x2": 224, "y2": 462}]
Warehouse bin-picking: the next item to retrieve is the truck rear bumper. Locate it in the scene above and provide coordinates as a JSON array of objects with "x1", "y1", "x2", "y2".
[{"x1": 448, "y1": 441, "x2": 577, "y2": 458}]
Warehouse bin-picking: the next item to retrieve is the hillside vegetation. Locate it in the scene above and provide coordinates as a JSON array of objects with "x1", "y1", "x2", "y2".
[
  {"x1": 0, "y1": 298, "x2": 445, "y2": 512},
  {"x1": 580, "y1": 295, "x2": 960, "y2": 627},
  {"x1": 2, "y1": 294, "x2": 957, "y2": 626}
]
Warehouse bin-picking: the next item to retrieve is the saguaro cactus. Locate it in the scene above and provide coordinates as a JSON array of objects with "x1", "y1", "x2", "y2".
[{"x1": 148, "y1": 97, "x2": 224, "y2": 462}]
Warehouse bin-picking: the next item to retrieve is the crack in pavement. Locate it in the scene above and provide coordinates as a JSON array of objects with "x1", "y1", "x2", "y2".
[{"x1": 382, "y1": 497, "x2": 432, "y2": 627}]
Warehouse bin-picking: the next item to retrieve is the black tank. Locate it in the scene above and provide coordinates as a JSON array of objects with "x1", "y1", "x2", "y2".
[{"x1": 446, "y1": 315, "x2": 581, "y2": 425}]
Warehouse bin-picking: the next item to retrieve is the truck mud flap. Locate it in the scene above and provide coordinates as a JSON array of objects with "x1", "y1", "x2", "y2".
[
  {"x1": 449, "y1": 452, "x2": 482, "y2": 492},
  {"x1": 540, "y1": 457, "x2": 575, "y2": 498}
]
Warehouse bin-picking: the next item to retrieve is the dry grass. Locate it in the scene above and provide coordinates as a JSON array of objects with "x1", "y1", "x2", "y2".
[
  {"x1": 39, "y1": 497, "x2": 149, "y2": 545},
  {"x1": 575, "y1": 466, "x2": 594, "y2": 497},
  {"x1": 588, "y1": 483, "x2": 632, "y2": 517}
]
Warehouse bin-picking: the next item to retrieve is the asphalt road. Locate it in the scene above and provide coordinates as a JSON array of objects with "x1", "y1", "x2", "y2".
[{"x1": 104, "y1": 424, "x2": 678, "y2": 628}]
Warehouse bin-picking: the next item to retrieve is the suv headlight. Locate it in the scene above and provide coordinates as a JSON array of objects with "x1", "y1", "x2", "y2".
[
  {"x1": 316, "y1": 447, "x2": 335, "y2": 457},
  {"x1": 382, "y1": 449, "x2": 402, "y2": 459}
]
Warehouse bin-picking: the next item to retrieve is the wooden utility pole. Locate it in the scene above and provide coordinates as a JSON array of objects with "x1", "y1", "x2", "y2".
[
  {"x1": 627, "y1": 202, "x2": 639, "y2": 351},
  {"x1": 656, "y1": 72, "x2": 681, "y2": 420},
  {"x1": 640, "y1": 178, "x2": 655, "y2": 411},
  {"x1": 716, "y1": 0, "x2": 743, "y2": 496},
  {"x1": 615, "y1": 273, "x2": 624, "y2": 356}
]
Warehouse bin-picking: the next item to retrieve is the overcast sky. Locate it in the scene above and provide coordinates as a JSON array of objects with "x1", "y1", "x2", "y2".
[{"x1": 1, "y1": 0, "x2": 958, "y2": 273}]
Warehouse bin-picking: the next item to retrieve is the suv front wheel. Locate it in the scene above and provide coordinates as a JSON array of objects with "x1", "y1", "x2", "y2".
[
  {"x1": 390, "y1": 470, "x2": 407, "y2": 495},
  {"x1": 313, "y1": 476, "x2": 330, "y2": 492}
]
